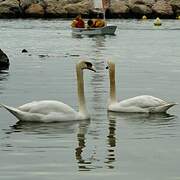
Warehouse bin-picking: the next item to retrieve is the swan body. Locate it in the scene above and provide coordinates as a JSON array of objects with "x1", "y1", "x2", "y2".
[
  {"x1": 1, "y1": 102, "x2": 87, "y2": 123},
  {"x1": 107, "y1": 61, "x2": 176, "y2": 113},
  {"x1": 1, "y1": 61, "x2": 96, "y2": 122},
  {"x1": 108, "y1": 95, "x2": 176, "y2": 113}
]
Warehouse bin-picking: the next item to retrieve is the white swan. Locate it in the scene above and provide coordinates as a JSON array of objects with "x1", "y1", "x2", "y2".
[
  {"x1": 1, "y1": 61, "x2": 96, "y2": 122},
  {"x1": 107, "y1": 61, "x2": 176, "y2": 113}
]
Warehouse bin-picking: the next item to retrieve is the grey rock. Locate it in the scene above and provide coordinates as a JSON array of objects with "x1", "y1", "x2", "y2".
[
  {"x1": 0, "y1": 0, "x2": 21, "y2": 17},
  {"x1": 131, "y1": 4, "x2": 152, "y2": 14},
  {"x1": 169, "y1": 0, "x2": 180, "y2": 12},
  {"x1": 110, "y1": 1, "x2": 130, "y2": 14},
  {"x1": 152, "y1": 0, "x2": 174, "y2": 16}
]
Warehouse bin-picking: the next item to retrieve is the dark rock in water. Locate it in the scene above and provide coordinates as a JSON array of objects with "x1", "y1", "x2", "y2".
[
  {"x1": 0, "y1": 49, "x2": 10, "y2": 70},
  {"x1": 38, "y1": 54, "x2": 49, "y2": 58},
  {"x1": 22, "y1": 49, "x2": 28, "y2": 53}
]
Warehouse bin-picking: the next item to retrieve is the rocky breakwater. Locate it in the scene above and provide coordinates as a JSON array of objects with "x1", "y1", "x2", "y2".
[
  {"x1": 0, "y1": 0, "x2": 180, "y2": 18},
  {"x1": 110, "y1": 0, "x2": 178, "y2": 18}
]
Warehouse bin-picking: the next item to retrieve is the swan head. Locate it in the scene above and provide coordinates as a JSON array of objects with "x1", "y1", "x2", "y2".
[
  {"x1": 78, "y1": 61, "x2": 96, "y2": 72},
  {"x1": 106, "y1": 60, "x2": 115, "y2": 70}
]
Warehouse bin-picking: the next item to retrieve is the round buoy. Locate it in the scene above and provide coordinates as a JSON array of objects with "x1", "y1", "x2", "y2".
[
  {"x1": 142, "y1": 15, "x2": 147, "y2": 20},
  {"x1": 154, "y1": 17, "x2": 162, "y2": 26}
]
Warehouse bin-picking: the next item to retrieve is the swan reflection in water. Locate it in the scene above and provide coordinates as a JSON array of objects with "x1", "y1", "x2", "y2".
[
  {"x1": 8, "y1": 120, "x2": 99, "y2": 171},
  {"x1": 4, "y1": 113, "x2": 176, "y2": 172},
  {"x1": 75, "y1": 116, "x2": 117, "y2": 171},
  {"x1": 0, "y1": 70, "x2": 9, "y2": 80},
  {"x1": 75, "y1": 123, "x2": 92, "y2": 171},
  {"x1": 0, "y1": 70, "x2": 9, "y2": 94},
  {"x1": 6, "y1": 120, "x2": 91, "y2": 168},
  {"x1": 8, "y1": 120, "x2": 90, "y2": 136},
  {"x1": 105, "y1": 112, "x2": 176, "y2": 169},
  {"x1": 108, "y1": 112, "x2": 176, "y2": 125},
  {"x1": 105, "y1": 113, "x2": 116, "y2": 169}
]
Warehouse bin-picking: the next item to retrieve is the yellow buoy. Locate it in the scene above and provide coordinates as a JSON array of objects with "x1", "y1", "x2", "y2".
[
  {"x1": 176, "y1": 15, "x2": 180, "y2": 19},
  {"x1": 154, "y1": 17, "x2": 162, "y2": 26},
  {"x1": 142, "y1": 15, "x2": 147, "y2": 20}
]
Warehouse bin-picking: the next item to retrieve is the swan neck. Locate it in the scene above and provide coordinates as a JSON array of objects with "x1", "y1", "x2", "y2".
[
  {"x1": 76, "y1": 64, "x2": 88, "y2": 115},
  {"x1": 109, "y1": 63, "x2": 116, "y2": 104}
]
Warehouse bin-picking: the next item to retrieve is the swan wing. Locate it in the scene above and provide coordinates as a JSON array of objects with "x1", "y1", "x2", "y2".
[
  {"x1": 18, "y1": 100, "x2": 77, "y2": 115},
  {"x1": 109, "y1": 95, "x2": 176, "y2": 113},
  {"x1": 1, "y1": 103, "x2": 83, "y2": 122},
  {"x1": 118, "y1": 95, "x2": 167, "y2": 108},
  {"x1": 1, "y1": 104, "x2": 45, "y2": 122}
]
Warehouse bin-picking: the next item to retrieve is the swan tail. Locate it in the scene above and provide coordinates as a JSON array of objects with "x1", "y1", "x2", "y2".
[
  {"x1": 0, "y1": 104, "x2": 23, "y2": 119},
  {"x1": 150, "y1": 103, "x2": 177, "y2": 113},
  {"x1": 1, "y1": 103, "x2": 45, "y2": 122}
]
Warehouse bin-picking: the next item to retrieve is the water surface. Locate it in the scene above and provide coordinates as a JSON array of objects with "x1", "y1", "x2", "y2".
[{"x1": 0, "y1": 19, "x2": 180, "y2": 180}]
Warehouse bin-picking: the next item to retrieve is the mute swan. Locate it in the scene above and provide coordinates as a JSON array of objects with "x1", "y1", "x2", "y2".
[
  {"x1": 107, "y1": 61, "x2": 176, "y2": 113},
  {"x1": 1, "y1": 61, "x2": 96, "y2": 122}
]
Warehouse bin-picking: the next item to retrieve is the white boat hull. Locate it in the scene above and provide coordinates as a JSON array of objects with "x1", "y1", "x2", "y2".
[{"x1": 72, "y1": 25, "x2": 117, "y2": 35}]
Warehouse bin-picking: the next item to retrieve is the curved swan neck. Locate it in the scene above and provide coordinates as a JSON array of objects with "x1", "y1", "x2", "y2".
[
  {"x1": 76, "y1": 64, "x2": 88, "y2": 115},
  {"x1": 109, "y1": 62, "x2": 117, "y2": 104}
]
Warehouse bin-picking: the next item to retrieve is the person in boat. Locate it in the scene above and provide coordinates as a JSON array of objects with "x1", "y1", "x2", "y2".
[
  {"x1": 94, "y1": 16, "x2": 106, "y2": 28},
  {"x1": 71, "y1": 15, "x2": 85, "y2": 28},
  {"x1": 87, "y1": 19, "x2": 94, "y2": 28},
  {"x1": 87, "y1": 15, "x2": 106, "y2": 28}
]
